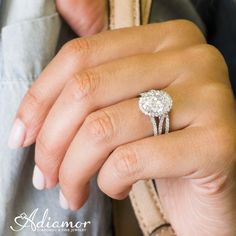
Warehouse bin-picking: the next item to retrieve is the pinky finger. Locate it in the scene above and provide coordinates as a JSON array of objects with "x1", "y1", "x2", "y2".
[{"x1": 97, "y1": 127, "x2": 213, "y2": 199}]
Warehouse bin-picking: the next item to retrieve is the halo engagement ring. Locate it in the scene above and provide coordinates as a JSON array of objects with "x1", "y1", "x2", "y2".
[{"x1": 138, "y1": 90, "x2": 173, "y2": 136}]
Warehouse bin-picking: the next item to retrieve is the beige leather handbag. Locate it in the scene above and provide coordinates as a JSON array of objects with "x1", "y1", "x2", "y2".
[{"x1": 108, "y1": 1, "x2": 175, "y2": 235}]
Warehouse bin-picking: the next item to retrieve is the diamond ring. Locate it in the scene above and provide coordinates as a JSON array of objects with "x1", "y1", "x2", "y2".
[{"x1": 138, "y1": 90, "x2": 173, "y2": 136}]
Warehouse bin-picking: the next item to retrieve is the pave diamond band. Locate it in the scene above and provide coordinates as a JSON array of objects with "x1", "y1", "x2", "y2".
[{"x1": 138, "y1": 90, "x2": 172, "y2": 136}]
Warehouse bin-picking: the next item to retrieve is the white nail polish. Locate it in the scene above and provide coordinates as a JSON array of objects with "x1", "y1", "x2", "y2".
[
  {"x1": 32, "y1": 165, "x2": 45, "y2": 190},
  {"x1": 59, "y1": 190, "x2": 69, "y2": 210},
  {"x1": 8, "y1": 118, "x2": 26, "y2": 149}
]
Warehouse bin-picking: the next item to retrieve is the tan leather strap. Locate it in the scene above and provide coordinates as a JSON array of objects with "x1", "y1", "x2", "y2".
[
  {"x1": 108, "y1": 1, "x2": 175, "y2": 235},
  {"x1": 109, "y1": 0, "x2": 152, "y2": 29},
  {"x1": 129, "y1": 180, "x2": 175, "y2": 236},
  {"x1": 109, "y1": 0, "x2": 140, "y2": 29}
]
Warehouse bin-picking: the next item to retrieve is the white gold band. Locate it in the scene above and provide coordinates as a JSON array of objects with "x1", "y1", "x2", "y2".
[{"x1": 150, "y1": 114, "x2": 170, "y2": 136}]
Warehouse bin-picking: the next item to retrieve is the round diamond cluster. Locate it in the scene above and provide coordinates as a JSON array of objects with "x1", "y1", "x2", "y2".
[{"x1": 139, "y1": 90, "x2": 173, "y2": 117}]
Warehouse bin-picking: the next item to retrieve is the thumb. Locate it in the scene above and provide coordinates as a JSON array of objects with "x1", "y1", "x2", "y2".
[{"x1": 56, "y1": 0, "x2": 107, "y2": 36}]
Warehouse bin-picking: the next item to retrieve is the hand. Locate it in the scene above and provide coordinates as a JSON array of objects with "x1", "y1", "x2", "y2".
[
  {"x1": 8, "y1": 20, "x2": 236, "y2": 235},
  {"x1": 56, "y1": 0, "x2": 107, "y2": 36}
]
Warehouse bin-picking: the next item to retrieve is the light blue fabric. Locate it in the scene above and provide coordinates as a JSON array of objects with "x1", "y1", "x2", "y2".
[{"x1": 0, "y1": 1, "x2": 113, "y2": 235}]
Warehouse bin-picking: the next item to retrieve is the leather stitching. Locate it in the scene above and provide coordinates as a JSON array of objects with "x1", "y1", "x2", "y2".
[
  {"x1": 129, "y1": 189, "x2": 149, "y2": 235},
  {"x1": 146, "y1": 180, "x2": 168, "y2": 222},
  {"x1": 146, "y1": 180, "x2": 176, "y2": 235}
]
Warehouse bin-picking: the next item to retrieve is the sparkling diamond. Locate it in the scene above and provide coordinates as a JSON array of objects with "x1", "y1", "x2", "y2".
[{"x1": 139, "y1": 90, "x2": 172, "y2": 117}]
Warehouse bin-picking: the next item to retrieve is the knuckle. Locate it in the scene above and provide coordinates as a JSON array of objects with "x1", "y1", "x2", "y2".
[
  {"x1": 112, "y1": 146, "x2": 141, "y2": 179},
  {"x1": 179, "y1": 20, "x2": 205, "y2": 42},
  {"x1": 177, "y1": 19, "x2": 202, "y2": 32},
  {"x1": 35, "y1": 136, "x2": 61, "y2": 172},
  {"x1": 36, "y1": 136, "x2": 58, "y2": 158},
  {"x1": 83, "y1": 110, "x2": 115, "y2": 143},
  {"x1": 70, "y1": 70, "x2": 99, "y2": 101},
  {"x1": 165, "y1": 19, "x2": 206, "y2": 44},
  {"x1": 59, "y1": 168, "x2": 76, "y2": 190},
  {"x1": 61, "y1": 38, "x2": 92, "y2": 56},
  {"x1": 187, "y1": 44, "x2": 228, "y2": 75},
  {"x1": 24, "y1": 89, "x2": 43, "y2": 110}
]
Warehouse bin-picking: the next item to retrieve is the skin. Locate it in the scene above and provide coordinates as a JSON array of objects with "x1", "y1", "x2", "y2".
[
  {"x1": 12, "y1": 2, "x2": 236, "y2": 236},
  {"x1": 55, "y1": 0, "x2": 107, "y2": 36}
]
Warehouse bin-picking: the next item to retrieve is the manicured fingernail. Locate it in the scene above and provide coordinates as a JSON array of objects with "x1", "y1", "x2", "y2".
[
  {"x1": 59, "y1": 190, "x2": 69, "y2": 210},
  {"x1": 32, "y1": 165, "x2": 45, "y2": 190},
  {"x1": 8, "y1": 118, "x2": 26, "y2": 149}
]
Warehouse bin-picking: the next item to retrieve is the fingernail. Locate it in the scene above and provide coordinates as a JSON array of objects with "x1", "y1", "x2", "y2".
[
  {"x1": 8, "y1": 118, "x2": 26, "y2": 149},
  {"x1": 59, "y1": 190, "x2": 69, "y2": 210},
  {"x1": 32, "y1": 165, "x2": 45, "y2": 190}
]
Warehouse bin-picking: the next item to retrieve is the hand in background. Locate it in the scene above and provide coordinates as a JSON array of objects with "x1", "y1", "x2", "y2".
[{"x1": 56, "y1": 0, "x2": 107, "y2": 36}]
